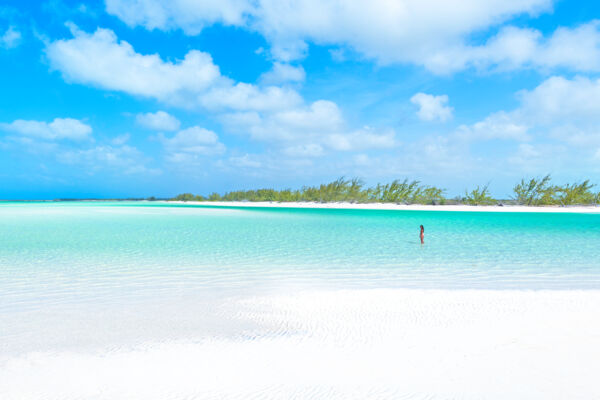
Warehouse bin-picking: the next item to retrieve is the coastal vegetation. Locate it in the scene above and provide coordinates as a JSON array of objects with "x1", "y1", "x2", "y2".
[
  {"x1": 512, "y1": 176, "x2": 597, "y2": 205},
  {"x1": 172, "y1": 175, "x2": 600, "y2": 206},
  {"x1": 463, "y1": 184, "x2": 495, "y2": 205}
]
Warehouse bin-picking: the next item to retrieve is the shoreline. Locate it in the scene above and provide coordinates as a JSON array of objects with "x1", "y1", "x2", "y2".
[
  {"x1": 3, "y1": 288, "x2": 599, "y2": 399},
  {"x1": 167, "y1": 200, "x2": 600, "y2": 213}
]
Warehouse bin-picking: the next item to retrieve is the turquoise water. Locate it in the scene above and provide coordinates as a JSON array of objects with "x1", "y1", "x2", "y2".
[
  {"x1": 1, "y1": 201, "x2": 599, "y2": 305},
  {"x1": 2, "y1": 202, "x2": 600, "y2": 398}
]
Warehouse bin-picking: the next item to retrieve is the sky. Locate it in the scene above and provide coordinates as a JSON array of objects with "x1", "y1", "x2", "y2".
[{"x1": 1, "y1": 0, "x2": 600, "y2": 199}]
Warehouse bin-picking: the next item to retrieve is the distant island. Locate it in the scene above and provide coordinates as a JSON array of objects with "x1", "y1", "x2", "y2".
[{"x1": 171, "y1": 175, "x2": 600, "y2": 206}]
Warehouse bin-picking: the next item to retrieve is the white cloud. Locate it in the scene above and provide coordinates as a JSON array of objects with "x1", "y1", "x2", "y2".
[
  {"x1": 410, "y1": 93, "x2": 453, "y2": 122},
  {"x1": 159, "y1": 126, "x2": 225, "y2": 163},
  {"x1": 457, "y1": 112, "x2": 530, "y2": 141},
  {"x1": 517, "y1": 75, "x2": 600, "y2": 123},
  {"x1": 0, "y1": 26, "x2": 20, "y2": 49},
  {"x1": 103, "y1": 2, "x2": 600, "y2": 75},
  {"x1": 105, "y1": 0, "x2": 566, "y2": 73},
  {"x1": 443, "y1": 22, "x2": 600, "y2": 74},
  {"x1": 455, "y1": 75, "x2": 600, "y2": 177},
  {"x1": 223, "y1": 100, "x2": 396, "y2": 152},
  {"x1": 45, "y1": 25, "x2": 303, "y2": 111},
  {"x1": 0, "y1": 118, "x2": 92, "y2": 140},
  {"x1": 222, "y1": 100, "x2": 342, "y2": 142},
  {"x1": 58, "y1": 144, "x2": 158, "y2": 175},
  {"x1": 458, "y1": 76, "x2": 600, "y2": 145},
  {"x1": 45, "y1": 25, "x2": 397, "y2": 154},
  {"x1": 105, "y1": 0, "x2": 252, "y2": 34},
  {"x1": 199, "y1": 83, "x2": 302, "y2": 112},
  {"x1": 136, "y1": 111, "x2": 180, "y2": 131},
  {"x1": 260, "y1": 63, "x2": 305, "y2": 84},
  {"x1": 324, "y1": 128, "x2": 396, "y2": 151},
  {"x1": 46, "y1": 26, "x2": 220, "y2": 102}
]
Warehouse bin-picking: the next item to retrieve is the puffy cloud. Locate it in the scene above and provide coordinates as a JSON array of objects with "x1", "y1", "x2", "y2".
[
  {"x1": 199, "y1": 83, "x2": 302, "y2": 112},
  {"x1": 221, "y1": 100, "x2": 343, "y2": 142},
  {"x1": 457, "y1": 112, "x2": 530, "y2": 141},
  {"x1": 0, "y1": 118, "x2": 92, "y2": 140},
  {"x1": 260, "y1": 63, "x2": 305, "y2": 84},
  {"x1": 325, "y1": 128, "x2": 396, "y2": 151},
  {"x1": 223, "y1": 100, "x2": 396, "y2": 152},
  {"x1": 45, "y1": 25, "x2": 398, "y2": 155},
  {"x1": 105, "y1": 0, "x2": 252, "y2": 34},
  {"x1": 103, "y1": 1, "x2": 600, "y2": 74},
  {"x1": 517, "y1": 75, "x2": 600, "y2": 123},
  {"x1": 0, "y1": 26, "x2": 20, "y2": 49},
  {"x1": 441, "y1": 22, "x2": 600, "y2": 74},
  {"x1": 136, "y1": 111, "x2": 181, "y2": 131},
  {"x1": 158, "y1": 126, "x2": 226, "y2": 163},
  {"x1": 45, "y1": 25, "x2": 303, "y2": 111},
  {"x1": 455, "y1": 75, "x2": 600, "y2": 177},
  {"x1": 410, "y1": 93, "x2": 453, "y2": 122},
  {"x1": 105, "y1": 0, "x2": 569, "y2": 73},
  {"x1": 58, "y1": 144, "x2": 158, "y2": 175},
  {"x1": 458, "y1": 75, "x2": 600, "y2": 144},
  {"x1": 46, "y1": 26, "x2": 221, "y2": 102}
]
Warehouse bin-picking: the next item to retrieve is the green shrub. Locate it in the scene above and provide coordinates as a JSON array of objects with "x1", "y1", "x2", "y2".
[
  {"x1": 555, "y1": 180, "x2": 596, "y2": 205},
  {"x1": 513, "y1": 174, "x2": 557, "y2": 205},
  {"x1": 464, "y1": 184, "x2": 495, "y2": 205}
]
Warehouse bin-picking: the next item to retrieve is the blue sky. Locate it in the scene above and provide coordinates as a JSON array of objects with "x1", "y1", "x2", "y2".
[{"x1": 1, "y1": 0, "x2": 600, "y2": 199}]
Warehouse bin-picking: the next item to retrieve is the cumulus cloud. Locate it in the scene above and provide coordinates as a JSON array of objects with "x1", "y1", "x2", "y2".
[
  {"x1": 45, "y1": 25, "x2": 303, "y2": 111},
  {"x1": 58, "y1": 144, "x2": 159, "y2": 175},
  {"x1": 136, "y1": 111, "x2": 180, "y2": 131},
  {"x1": 0, "y1": 118, "x2": 92, "y2": 140},
  {"x1": 105, "y1": 0, "x2": 252, "y2": 34},
  {"x1": 410, "y1": 93, "x2": 453, "y2": 122},
  {"x1": 456, "y1": 112, "x2": 530, "y2": 141},
  {"x1": 158, "y1": 126, "x2": 225, "y2": 163},
  {"x1": 103, "y1": 1, "x2": 600, "y2": 74},
  {"x1": 45, "y1": 25, "x2": 396, "y2": 155},
  {"x1": 440, "y1": 21, "x2": 600, "y2": 74},
  {"x1": 456, "y1": 74, "x2": 600, "y2": 176},
  {"x1": 260, "y1": 63, "x2": 305, "y2": 84},
  {"x1": 516, "y1": 75, "x2": 600, "y2": 123},
  {"x1": 0, "y1": 26, "x2": 21, "y2": 49},
  {"x1": 222, "y1": 100, "x2": 396, "y2": 153},
  {"x1": 46, "y1": 25, "x2": 221, "y2": 102},
  {"x1": 106, "y1": 0, "x2": 597, "y2": 73},
  {"x1": 199, "y1": 83, "x2": 301, "y2": 112}
]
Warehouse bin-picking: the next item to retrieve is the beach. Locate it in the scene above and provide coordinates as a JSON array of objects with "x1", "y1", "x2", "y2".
[
  {"x1": 1, "y1": 202, "x2": 599, "y2": 399},
  {"x1": 2, "y1": 289, "x2": 600, "y2": 399},
  {"x1": 170, "y1": 200, "x2": 600, "y2": 213}
]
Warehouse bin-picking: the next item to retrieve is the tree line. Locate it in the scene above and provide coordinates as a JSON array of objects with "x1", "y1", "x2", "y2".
[{"x1": 171, "y1": 175, "x2": 600, "y2": 206}]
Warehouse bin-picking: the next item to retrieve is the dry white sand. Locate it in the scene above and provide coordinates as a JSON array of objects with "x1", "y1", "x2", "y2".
[
  {"x1": 169, "y1": 201, "x2": 600, "y2": 213},
  {"x1": 2, "y1": 289, "x2": 599, "y2": 399}
]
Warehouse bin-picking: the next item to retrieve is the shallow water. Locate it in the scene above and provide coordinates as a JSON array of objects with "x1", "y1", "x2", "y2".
[
  {"x1": 2, "y1": 202, "x2": 599, "y2": 295},
  {"x1": 1, "y1": 202, "x2": 599, "y2": 399}
]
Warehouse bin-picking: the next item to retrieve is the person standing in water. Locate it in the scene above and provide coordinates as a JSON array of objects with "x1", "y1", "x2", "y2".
[{"x1": 419, "y1": 225, "x2": 424, "y2": 244}]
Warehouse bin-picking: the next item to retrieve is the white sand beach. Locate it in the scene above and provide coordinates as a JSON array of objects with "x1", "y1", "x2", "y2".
[
  {"x1": 170, "y1": 201, "x2": 600, "y2": 213},
  {"x1": 2, "y1": 288, "x2": 599, "y2": 399}
]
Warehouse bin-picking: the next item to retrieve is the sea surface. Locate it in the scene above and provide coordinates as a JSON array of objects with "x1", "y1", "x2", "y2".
[{"x1": 1, "y1": 202, "x2": 599, "y2": 399}]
